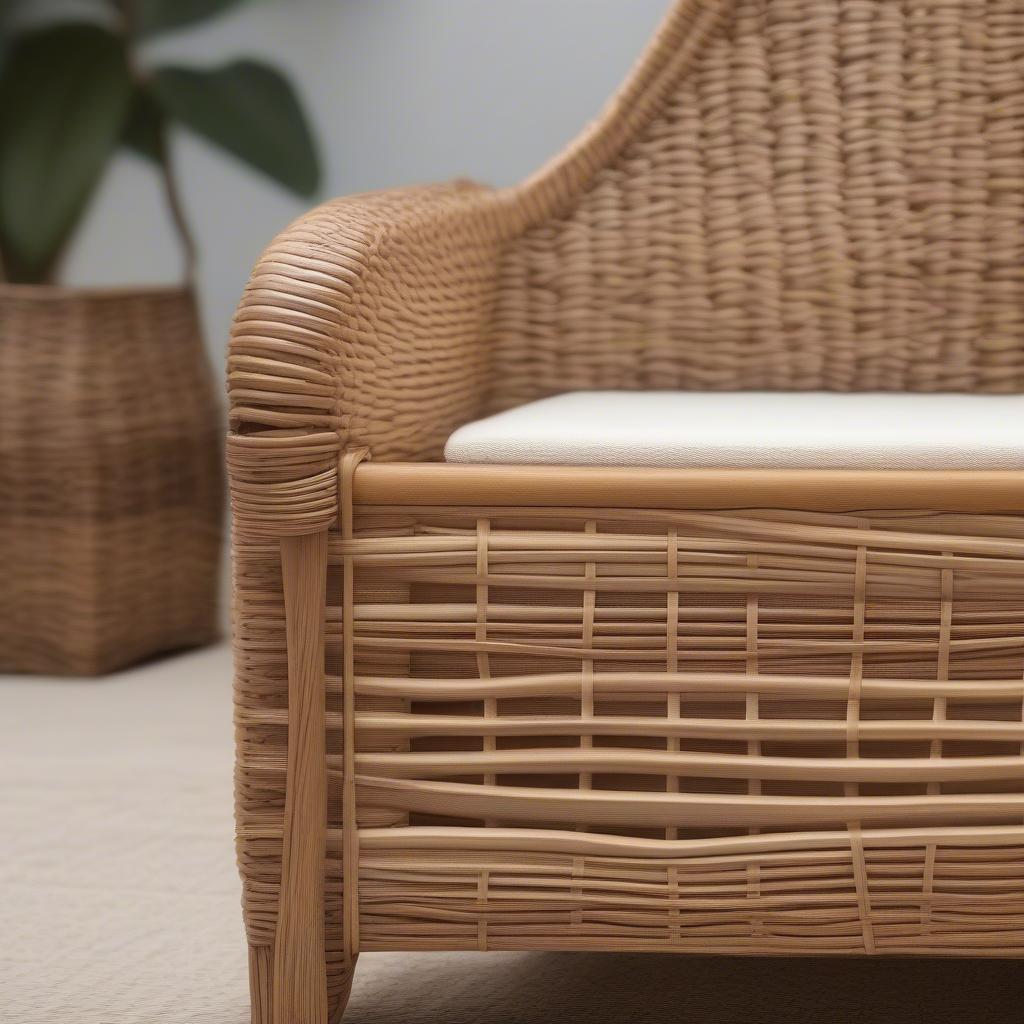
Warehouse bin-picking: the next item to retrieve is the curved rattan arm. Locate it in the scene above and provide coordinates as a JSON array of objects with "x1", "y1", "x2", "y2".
[{"x1": 226, "y1": 180, "x2": 520, "y2": 538}]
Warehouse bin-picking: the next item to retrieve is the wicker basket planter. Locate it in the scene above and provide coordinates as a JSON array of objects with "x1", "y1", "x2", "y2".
[
  {"x1": 0, "y1": 284, "x2": 222, "y2": 675},
  {"x1": 228, "y1": 1, "x2": 1024, "y2": 1019}
]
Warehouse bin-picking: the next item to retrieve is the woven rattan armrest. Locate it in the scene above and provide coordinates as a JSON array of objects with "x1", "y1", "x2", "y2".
[{"x1": 226, "y1": 180, "x2": 525, "y2": 539}]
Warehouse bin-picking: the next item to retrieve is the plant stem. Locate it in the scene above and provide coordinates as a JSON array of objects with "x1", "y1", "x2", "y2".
[
  {"x1": 118, "y1": 0, "x2": 198, "y2": 282},
  {"x1": 115, "y1": 0, "x2": 135, "y2": 39},
  {"x1": 155, "y1": 127, "x2": 198, "y2": 281}
]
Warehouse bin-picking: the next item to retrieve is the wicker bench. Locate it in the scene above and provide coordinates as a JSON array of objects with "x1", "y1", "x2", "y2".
[{"x1": 227, "y1": 2, "x2": 1024, "y2": 1019}]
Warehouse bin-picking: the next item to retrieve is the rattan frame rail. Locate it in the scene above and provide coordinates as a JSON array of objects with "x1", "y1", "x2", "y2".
[{"x1": 228, "y1": 1, "x2": 1024, "y2": 1020}]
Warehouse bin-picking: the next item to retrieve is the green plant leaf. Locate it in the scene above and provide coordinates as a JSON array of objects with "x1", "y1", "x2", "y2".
[
  {"x1": 152, "y1": 61, "x2": 320, "y2": 197},
  {"x1": 0, "y1": 24, "x2": 132, "y2": 282},
  {"x1": 134, "y1": 0, "x2": 252, "y2": 38}
]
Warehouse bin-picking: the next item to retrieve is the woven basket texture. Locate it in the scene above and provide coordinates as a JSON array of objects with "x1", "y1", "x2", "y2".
[{"x1": 0, "y1": 285, "x2": 223, "y2": 674}]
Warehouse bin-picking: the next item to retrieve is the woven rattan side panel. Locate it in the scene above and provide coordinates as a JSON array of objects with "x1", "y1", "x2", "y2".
[
  {"x1": 341, "y1": 504, "x2": 1024, "y2": 957},
  {"x1": 489, "y1": 0, "x2": 1024, "y2": 407}
]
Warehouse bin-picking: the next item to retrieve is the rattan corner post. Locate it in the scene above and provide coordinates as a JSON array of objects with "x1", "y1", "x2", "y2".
[{"x1": 228, "y1": 2, "x2": 1024, "y2": 1020}]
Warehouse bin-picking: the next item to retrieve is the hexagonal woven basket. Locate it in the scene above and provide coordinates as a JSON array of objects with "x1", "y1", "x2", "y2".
[{"x1": 1, "y1": 285, "x2": 223, "y2": 675}]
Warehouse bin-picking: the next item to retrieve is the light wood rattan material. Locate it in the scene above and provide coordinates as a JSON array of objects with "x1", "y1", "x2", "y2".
[
  {"x1": 1, "y1": 284, "x2": 222, "y2": 674},
  {"x1": 228, "y1": 2, "x2": 1024, "y2": 1020}
]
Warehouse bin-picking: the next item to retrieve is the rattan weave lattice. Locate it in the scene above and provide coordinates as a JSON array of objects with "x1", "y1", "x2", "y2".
[
  {"x1": 234, "y1": 500, "x2": 1024, "y2": 990},
  {"x1": 228, "y1": 1, "x2": 1024, "y2": 1019}
]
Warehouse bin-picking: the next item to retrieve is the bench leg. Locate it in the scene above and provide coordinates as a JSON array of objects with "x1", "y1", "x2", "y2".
[
  {"x1": 272, "y1": 531, "x2": 332, "y2": 1023},
  {"x1": 249, "y1": 945, "x2": 272, "y2": 1024}
]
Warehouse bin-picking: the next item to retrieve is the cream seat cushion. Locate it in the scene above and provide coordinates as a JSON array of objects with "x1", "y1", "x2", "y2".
[{"x1": 444, "y1": 391, "x2": 1024, "y2": 470}]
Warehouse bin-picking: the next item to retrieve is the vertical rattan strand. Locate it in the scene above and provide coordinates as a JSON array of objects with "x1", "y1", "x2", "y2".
[
  {"x1": 572, "y1": 520, "x2": 598, "y2": 931},
  {"x1": 665, "y1": 528, "x2": 680, "y2": 843},
  {"x1": 849, "y1": 822, "x2": 877, "y2": 955},
  {"x1": 667, "y1": 864, "x2": 681, "y2": 945},
  {"x1": 923, "y1": 558, "x2": 954, "y2": 932},
  {"x1": 666, "y1": 528, "x2": 682, "y2": 940},
  {"x1": 340, "y1": 449, "x2": 369, "y2": 965},
  {"x1": 579, "y1": 520, "x2": 598, "y2": 792},
  {"x1": 475, "y1": 517, "x2": 494, "y2": 945},
  {"x1": 476, "y1": 518, "x2": 497, "y2": 834},
  {"x1": 476, "y1": 871, "x2": 490, "y2": 952},
  {"x1": 844, "y1": 544, "x2": 868, "y2": 784},
  {"x1": 846, "y1": 545, "x2": 874, "y2": 952},
  {"x1": 745, "y1": 554, "x2": 763, "y2": 938}
]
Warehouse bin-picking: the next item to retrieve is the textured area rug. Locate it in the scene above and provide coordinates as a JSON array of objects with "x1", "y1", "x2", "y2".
[{"x1": 3, "y1": 645, "x2": 1023, "y2": 1023}]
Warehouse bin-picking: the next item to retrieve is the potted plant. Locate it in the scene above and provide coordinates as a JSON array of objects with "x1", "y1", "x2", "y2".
[{"x1": 0, "y1": 0, "x2": 321, "y2": 674}]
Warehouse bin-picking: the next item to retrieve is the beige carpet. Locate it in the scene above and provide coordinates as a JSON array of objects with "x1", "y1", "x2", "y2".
[{"x1": 3, "y1": 645, "x2": 1023, "y2": 1023}]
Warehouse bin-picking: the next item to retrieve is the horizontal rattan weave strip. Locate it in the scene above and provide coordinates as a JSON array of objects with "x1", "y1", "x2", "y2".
[{"x1": 349, "y1": 465, "x2": 1024, "y2": 513}]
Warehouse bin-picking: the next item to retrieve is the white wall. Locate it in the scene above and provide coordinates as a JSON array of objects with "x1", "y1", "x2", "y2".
[{"x1": 64, "y1": 0, "x2": 672, "y2": 364}]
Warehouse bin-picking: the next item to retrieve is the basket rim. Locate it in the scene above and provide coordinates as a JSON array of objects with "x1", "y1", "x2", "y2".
[{"x1": 0, "y1": 281, "x2": 194, "y2": 301}]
